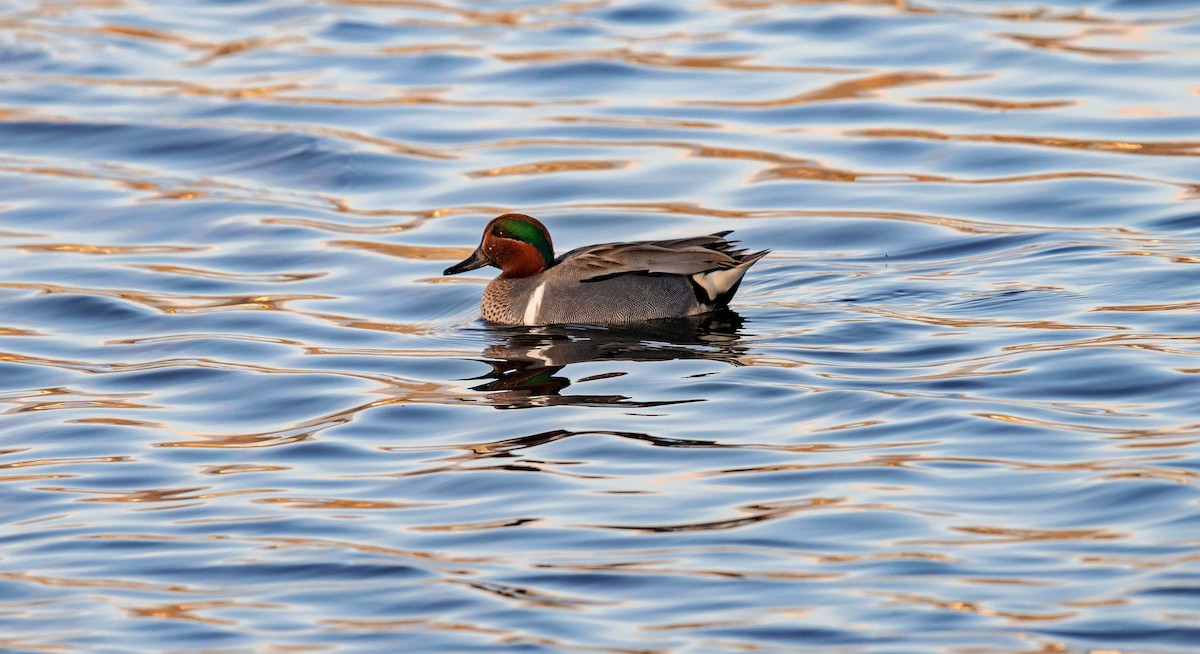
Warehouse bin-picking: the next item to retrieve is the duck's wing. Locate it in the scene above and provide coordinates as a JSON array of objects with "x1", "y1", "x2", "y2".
[{"x1": 559, "y1": 232, "x2": 749, "y2": 282}]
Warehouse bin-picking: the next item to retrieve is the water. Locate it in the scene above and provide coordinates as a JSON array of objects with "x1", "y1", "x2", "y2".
[{"x1": 2, "y1": 0, "x2": 1200, "y2": 651}]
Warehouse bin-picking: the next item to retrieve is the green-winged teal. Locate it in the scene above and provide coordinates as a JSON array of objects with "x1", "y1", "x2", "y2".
[{"x1": 444, "y1": 214, "x2": 768, "y2": 325}]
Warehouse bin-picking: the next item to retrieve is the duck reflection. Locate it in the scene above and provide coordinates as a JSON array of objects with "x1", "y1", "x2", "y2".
[{"x1": 467, "y1": 309, "x2": 750, "y2": 409}]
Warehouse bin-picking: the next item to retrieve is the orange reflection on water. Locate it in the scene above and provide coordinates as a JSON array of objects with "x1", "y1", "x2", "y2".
[
  {"x1": 37, "y1": 485, "x2": 278, "y2": 503},
  {"x1": 883, "y1": 592, "x2": 1077, "y2": 622},
  {"x1": 850, "y1": 128, "x2": 1200, "y2": 157},
  {"x1": 683, "y1": 71, "x2": 981, "y2": 107},
  {"x1": 917, "y1": 96, "x2": 1075, "y2": 111},
  {"x1": 0, "y1": 571, "x2": 199, "y2": 594},
  {"x1": 254, "y1": 496, "x2": 435, "y2": 510},
  {"x1": 126, "y1": 600, "x2": 279, "y2": 625},
  {"x1": 0, "y1": 282, "x2": 329, "y2": 314},
  {"x1": 8, "y1": 243, "x2": 203, "y2": 255},
  {"x1": 908, "y1": 525, "x2": 1127, "y2": 546},
  {"x1": 467, "y1": 159, "x2": 632, "y2": 178}
]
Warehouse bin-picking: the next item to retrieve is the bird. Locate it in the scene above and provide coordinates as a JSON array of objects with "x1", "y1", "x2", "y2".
[{"x1": 443, "y1": 213, "x2": 768, "y2": 326}]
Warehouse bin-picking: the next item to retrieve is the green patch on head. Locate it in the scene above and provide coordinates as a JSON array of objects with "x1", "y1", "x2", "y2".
[{"x1": 497, "y1": 218, "x2": 554, "y2": 265}]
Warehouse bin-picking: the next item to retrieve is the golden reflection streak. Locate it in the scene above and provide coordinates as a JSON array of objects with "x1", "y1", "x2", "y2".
[
  {"x1": 88, "y1": 527, "x2": 488, "y2": 575},
  {"x1": 1114, "y1": 249, "x2": 1200, "y2": 265},
  {"x1": 450, "y1": 579, "x2": 614, "y2": 610},
  {"x1": 496, "y1": 47, "x2": 858, "y2": 74},
  {"x1": 0, "y1": 73, "x2": 591, "y2": 107},
  {"x1": 260, "y1": 204, "x2": 508, "y2": 234},
  {"x1": 456, "y1": 137, "x2": 1139, "y2": 198},
  {"x1": 548, "y1": 114, "x2": 723, "y2": 130},
  {"x1": 329, "y1": 239, "x2": 474, "y2": 261},
  {"x1": 9, "y1": 18, "x2": 303, "y2": 68},
  {"x1": 882, "y1": 592, "x2": 1077, "y2": 622},
  {"x1": 106, "y1": 332, "x2": 303, "y2": 347},
  {"x1": 1079, "y1": 551, "x2": 1200, "y2": 570},
  {"x1": 129, "y1": 264, "x2": 326, "y2": 283},
  {"x1": 917, "y1": 96, "x2": 1075, "y2": 111},
  {"x1": 1, "y1": 98, "x2": 457, "y2": 160},
  {"x1": 200, "y1": 464, "x2": 289, "y2": 475},
  {"x1": 0, "y1": 455, "x2": 130, "y2": 470},
  {"x1": 749, "y1": 333, "x2": 1194, "y2": 414},
  {"x1": 0, "y1": 156, "x2": 278, "y2": 209},
  {"x1": 0, "y1": 386, "x2": 157, "y2": 414},
  {"x1": 0, "y1": 282, "x2": 330, "y2": 314},
  {"x1": 977, "y1": 412, "x2": 1200, "y2": 448},
  {"x1": 692, "y1": 452, "x2": 1193, "y2": 486},
  {"x1": 535, "y1": 559, "x2": 838, "y2": 583},
  {"x1": 193, "y1": 117, "x2": 459, "y2": 159},
  {"x1": 1, "y1": 474, "x2": 76, "y2": 483},
  {"x1": 126, "y1": 600, "x2": 280, "y2": 625},
  {"x1": 1095, "y1": 300, "x2": 1200, "y2": 312},
  {"x1": 0, "y1": 638, "x2": 67, "y2": 653},
  {"x1": 640, "y1": 620, "x2": 749, "y2": 632},
  {"x1": 304, "y1": 43, "x2": 481, "y2": 56},
  {"x1": 0, "y1": 326, "x2": 42, "y2": 336},
  {"x1": 0, "y1": 74, "x2": 303, "y2": 100},
  {"x1": 809, "y1": 303, "x2": 1129, "y2": 332},
  {"x1": 320, "y1": 617, "x2": 509, "y2": 638},
  {"x1": 247, "y1": 91, "x2": 596, "y2": 108},
  {"x1": 294, "y1": 310, "x2": 434, "y2": 335},
  {"x1": 324, "y1": 617, "x2": 660, "y2": 654},
  {"x1": 308, "y1": 346, "x2": 480, "y2": 359},
  {"x1": 907, "y1": 525, "x2": 1128, "y2": 546},
  {"x1": 0, "y1": 351, "x2": 481, "y2": 449},
  {"x1": 0, "y1": 228, "x2": 49, "y2": 237},
  {"x1": 330, "y1": 0, "x2": 606, "y2": 27},
  {"x1": 680, "y1": 71, "x2": 983, "y2": 107},
  {"x1": 253, "y1": 496, "x2": 437, "y2": 510},
  {"x1": 592, "y1": 497, "x2": 946, "y2": 533},
  {"x1": 467, "y1": 159, "x2": 631, "y2": 178},
  {"x1": 10, "y1": 355, "x2": 453, "y2": 451},
  {"x1": 186, "y1": 36, "x2": 305, "y2": 67},
  {"x1": 37, "y1": 486, "x2": 279, "y2": 503},
  {"x1": 959, "y1": 577, "x2": 1053, "y2": 586},
  {"x1": 1000, "y1": 31, "x2": 1163, "y2": 59},
  {"x1": 719, "y1": 0, "x2": 1147, "y2": 27},
  {"x1": 64, "y1": 417, "x2": 165, "y2": 429},
  {"x1": 384, "y1": 429, "x2": 935, "y2": 459},
  {"x1": 545, "y1": 200, "x2": 1136, "y2": 236},
  {"x1": 331, "y1": 619, "x2": 657, "y2": 654},
  {"x1": 1061, "y1": 598, "x2": 1127, "y2": 607},
  {"x1": 7, "y1": 243, "x2": 203, "y2": 255},
  {"x1": 414, "y1": 517, "x2": 541, "y2": 532},
  {"x1": 262, "y1": 216, "x2": 424, "y2": 235},
  {"x1": 155, "y1": 369, "x2": 482, "y2": 449},
  {"x1": 0, "y1": 571, "x2": 200, "y2": 594},
  {"x1": 255, "y1": 535, "x2": 493, "y2": 564},
  {"x1": 848, "y1": 128, "x2": 1200, "y2": 157},
  {"x1": 1002, "y1": 333, "x2": 1200, "y2": 358},
  {"x1": 757, "y1": 167, "x2": 1188, "y2": 191}
]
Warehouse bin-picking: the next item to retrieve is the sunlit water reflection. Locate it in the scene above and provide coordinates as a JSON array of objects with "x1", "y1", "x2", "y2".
[{"x1": 2, "y1": 0, "x2": 1200, "y2": 651}]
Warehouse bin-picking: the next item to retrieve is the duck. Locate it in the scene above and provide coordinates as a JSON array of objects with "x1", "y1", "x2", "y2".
[{"x1": 443, "y1": 213, "x2": 768, "y2": 326}]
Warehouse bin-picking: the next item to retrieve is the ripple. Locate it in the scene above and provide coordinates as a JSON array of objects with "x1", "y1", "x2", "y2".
[{"x1": 3, "y1": 0, "x2": 1200, "y2": 651}]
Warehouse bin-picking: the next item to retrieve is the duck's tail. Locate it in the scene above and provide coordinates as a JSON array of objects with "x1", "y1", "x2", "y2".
[{"x1": 691, "y1": 249, "x2": 770, "y2": 308}]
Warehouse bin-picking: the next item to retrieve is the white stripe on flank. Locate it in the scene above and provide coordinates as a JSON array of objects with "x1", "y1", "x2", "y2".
[{"x1": 523, "y1": 282, "x2": 546, "y2": 325}]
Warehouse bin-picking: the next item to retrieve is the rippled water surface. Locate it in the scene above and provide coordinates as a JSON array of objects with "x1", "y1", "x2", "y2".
[{"x1": 3, "y1": 0, "x2": 1200, "y2": 651}]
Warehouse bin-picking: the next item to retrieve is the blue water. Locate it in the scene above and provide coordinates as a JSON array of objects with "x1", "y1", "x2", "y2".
[{"x1": 2, "y1": 0, "x2": 1200, "y2": 651}]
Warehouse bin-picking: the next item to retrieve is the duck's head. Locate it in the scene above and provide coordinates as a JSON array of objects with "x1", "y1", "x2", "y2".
[{"x1": 443, "y1": 213, "x2": 555, "y2": 279}]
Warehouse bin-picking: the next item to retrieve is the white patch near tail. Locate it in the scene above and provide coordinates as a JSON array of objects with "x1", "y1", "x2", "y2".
[
  {"x1": 692, "y1": 251, "x2": 768, "y2": 306},
  {"x1": 523, "y1": 281, "x2": 547, "y2": 325}
]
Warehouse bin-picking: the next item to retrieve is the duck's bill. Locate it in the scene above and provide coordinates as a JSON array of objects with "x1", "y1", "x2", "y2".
[{"x1": 443, "y1": 247, "x2": 490, "y2": 275}]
